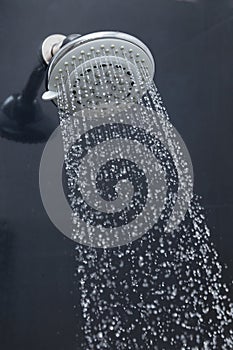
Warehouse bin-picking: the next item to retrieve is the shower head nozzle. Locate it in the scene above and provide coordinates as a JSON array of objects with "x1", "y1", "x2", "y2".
[{"x1": 42, "y1": 31, "x2": 155, "y2": 110}]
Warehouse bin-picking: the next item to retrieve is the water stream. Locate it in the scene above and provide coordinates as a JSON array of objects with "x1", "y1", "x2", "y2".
[{"x1": 54, "y1": 50, "x2": 233, "y2": 349}]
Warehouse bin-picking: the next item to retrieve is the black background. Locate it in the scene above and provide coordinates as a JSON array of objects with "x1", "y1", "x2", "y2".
[{"x1": 0, "y1": 0, "x2": 233, "y2": 349}]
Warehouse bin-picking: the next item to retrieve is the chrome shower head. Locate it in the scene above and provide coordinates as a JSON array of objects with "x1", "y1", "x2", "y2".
[
  {"x1": 42, "y1": 31, "x2": 155, "y2": 110},
  {"x1": 0, "y1": 31, "x2": 155, "y2": 143}
]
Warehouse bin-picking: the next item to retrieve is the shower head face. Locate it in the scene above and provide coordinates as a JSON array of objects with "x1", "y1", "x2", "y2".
[{"x1": 42, "y1": 32, "x2": 155, "y2": 110}]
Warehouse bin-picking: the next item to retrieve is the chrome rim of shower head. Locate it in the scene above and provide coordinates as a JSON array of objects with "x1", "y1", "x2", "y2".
[{"x1": 42, "y1": 31, "x2": 155, "y2": 109}]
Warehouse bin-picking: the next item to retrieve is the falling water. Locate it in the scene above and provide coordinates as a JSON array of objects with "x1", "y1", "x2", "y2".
[{"x1": 54, "y1": 47, "x2": 233, "y2": 349}]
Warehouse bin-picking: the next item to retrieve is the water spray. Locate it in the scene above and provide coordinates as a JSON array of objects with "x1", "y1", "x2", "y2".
[{"x1": 1, "y1": 31, "x2": 232, "y2": 349}]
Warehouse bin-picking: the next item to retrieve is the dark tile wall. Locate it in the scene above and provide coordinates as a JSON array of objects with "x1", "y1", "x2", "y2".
[{"x1": 0, "y1": 1, "x2": 232, "y2": 349}]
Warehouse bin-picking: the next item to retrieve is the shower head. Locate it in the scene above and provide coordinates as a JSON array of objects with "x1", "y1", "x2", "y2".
[
  {"x1": 0, "y1": 31, "x2": 155, "y2": 142},
  {"x1": 42, "y1": 31, "x2": 155, "y2": 109}
]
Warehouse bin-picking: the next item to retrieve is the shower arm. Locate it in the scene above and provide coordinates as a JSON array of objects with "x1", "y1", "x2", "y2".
[
  {"x1": 20, "y1": 60, "x2": 47, "y2": 106},
  {"x1": 22, "y1": 34, "x2": 81, "y2": 103},
  {"x1": 0, "y1": 33, "x2": 81, "y2": 142},
  {"x1": 0, "y1": 59, "x2": 47, "y2": 127},
  {"x1": 22, "y1": 34, "x2": 81, "y2": 104},
  {"x1": 1, "y1": 34, "x2": 80, "y2": 124}
]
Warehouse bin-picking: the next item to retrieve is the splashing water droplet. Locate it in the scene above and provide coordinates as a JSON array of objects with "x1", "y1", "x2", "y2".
[{"x1": 48, "y1": 54, "x2": 233, "y2": 349}]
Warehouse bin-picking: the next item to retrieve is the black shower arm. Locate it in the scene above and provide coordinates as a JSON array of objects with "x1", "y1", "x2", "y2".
[
  {"x1": 0, "y1": 33, "x2": 80, "y2": 142},
  {"x1": 20, "y1": 34, "x2": 66, "y2": 105},
  {"x1": 21, "y1": 33, "x2": 81, "y2": 105},
  {"x1": 20, "y1": 59, "x2": 48, "y2": 105}
]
